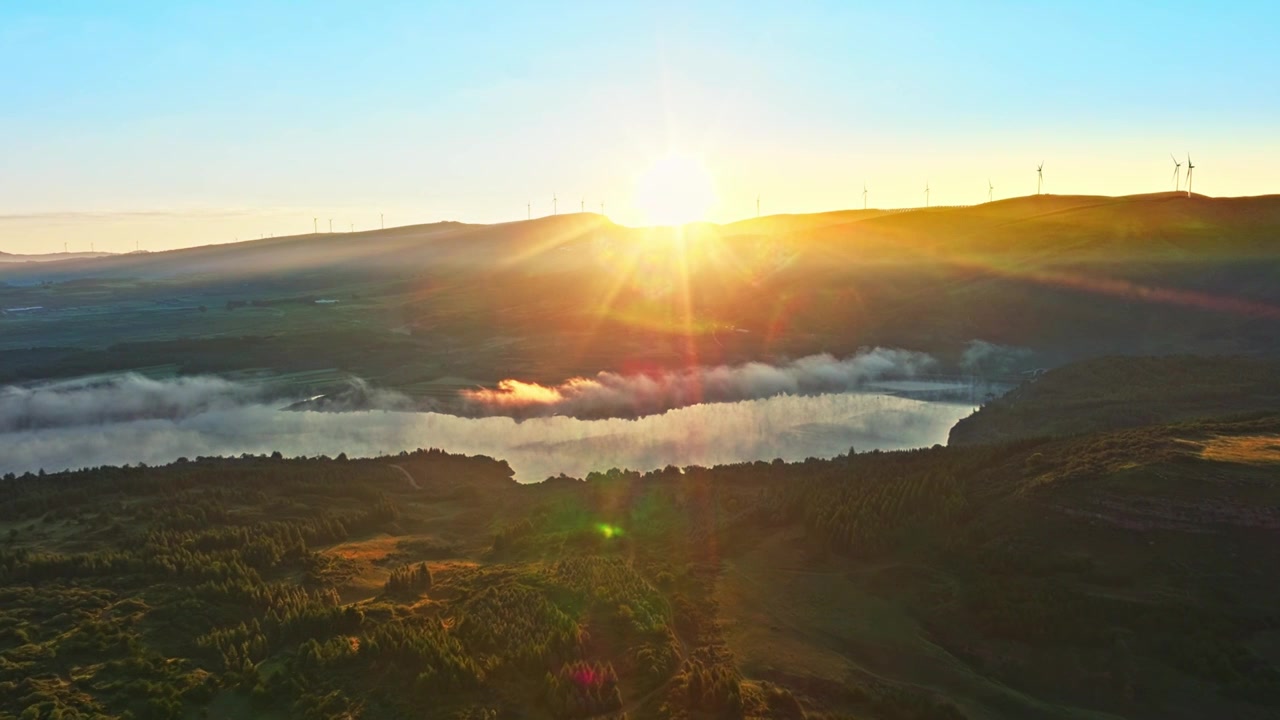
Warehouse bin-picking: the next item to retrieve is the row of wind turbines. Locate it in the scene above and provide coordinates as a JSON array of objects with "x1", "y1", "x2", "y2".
[
  {"x1": 295, "y1": 154, "x2": 1203, "y2": 233},
  {"x1": 868, "y1": 154, "x2": 1198, "y2": 211},
  {"x1": 299, "y1": 152, "x2": 1202, "y2": 238}
]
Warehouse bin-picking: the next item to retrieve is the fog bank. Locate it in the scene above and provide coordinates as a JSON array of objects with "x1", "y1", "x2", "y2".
[
  {"x1": 460, "y1": 348, "x2": 942, "y2": 419},
  {"x1": 0, "y1": 374, "x2": 265, "y2": 432}
]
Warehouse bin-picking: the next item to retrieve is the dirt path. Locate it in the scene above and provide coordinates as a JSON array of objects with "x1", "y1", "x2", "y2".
[{"x1": 388, "y1": 464, "x2": 421, "y2": 490}]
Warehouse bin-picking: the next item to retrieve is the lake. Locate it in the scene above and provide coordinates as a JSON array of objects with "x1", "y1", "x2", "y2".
[{"x1": 0, "y1": 390, "x2": 979, "y2": 482}]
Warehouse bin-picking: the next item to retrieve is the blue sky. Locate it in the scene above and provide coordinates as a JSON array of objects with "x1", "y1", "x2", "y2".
[{"x1": 1, "y1": 1, "x2": 1277, "y2": 252}]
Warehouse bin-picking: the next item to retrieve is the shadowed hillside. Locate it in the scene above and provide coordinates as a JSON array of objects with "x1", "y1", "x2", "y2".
[{"x1": 949, "y1": 355, "x2": 1280, "y2": 446}]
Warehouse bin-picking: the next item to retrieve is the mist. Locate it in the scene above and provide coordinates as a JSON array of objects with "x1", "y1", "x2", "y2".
[
  {"x1": 0, "y1": 373, "x2": 978, "y2": 483},
  {"x1": 0, "y1": 374, "x2": 267, "y2": 432},
  {"x1": 460, "y1": 348, "x2": 944, "y2": 419}
]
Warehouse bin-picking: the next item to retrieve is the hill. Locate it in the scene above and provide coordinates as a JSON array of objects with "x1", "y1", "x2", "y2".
[
  {"x1": 949, "y1": 355, "x2": 1280, "y2": 446},
  {"x1": 2, "y1": 194, "x2": 1279, "y2": 392},
  {"x1": 5, "y1": 193, "x2": 1279, "y2": 284}
]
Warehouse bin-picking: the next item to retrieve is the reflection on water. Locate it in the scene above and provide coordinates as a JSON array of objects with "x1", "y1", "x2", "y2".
[{"x1": 0, "y1": 391, "x2": 979, "y2": 482}]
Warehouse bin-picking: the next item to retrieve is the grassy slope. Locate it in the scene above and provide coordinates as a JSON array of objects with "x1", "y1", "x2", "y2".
[{"x1": 716, "y1": 530, "x2": 1124, "y2": 720}]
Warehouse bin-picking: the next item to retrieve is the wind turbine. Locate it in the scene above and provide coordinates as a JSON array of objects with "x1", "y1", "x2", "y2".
[
  {"x1": 328, "y1": 219, "x2": 333, "y2": 233},
  {"x1": 1170, "y1": 154, "x2": 1182, "y2": 192},
  {"x1": 313, "y1": 218, "x2": 318, "y2": 234},
  {"x1": 863, "y1": 183, "x2": 868, "y2": 210},
  {"x1": 580, "y1": 197, "x2": 585, "y2": 213},
  {"x1": 925, "y1": 181, "x2": 930, "y2": 208},
  {"x1": 1185, "y1": 154, "x2": 1195, "y2": 197},
  {"x1": 553, "y1": 193, "x2": 558, "y2": 215},
  {"x1": 1036, "y1": 162, "x2": 1044, "y2": 195},
  {"x1": 380, "y1": 212, "x2": 384, "y2": 230},
  {"x1": 527, "y1": 201, "x2": 531, "y2": 220},
  {"x1": 988, "y1": 179, "x2": 994, "y2": 203},
  {"x1": 600, "y1": 201, "x2": 605, "y2": 215},
  {"x1": 756, "y1": 195, "x2": 761, "y2": 217}
]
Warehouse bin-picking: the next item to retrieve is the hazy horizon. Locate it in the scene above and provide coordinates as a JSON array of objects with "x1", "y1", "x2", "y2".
[{"x1": 10, "y1": 189, "x2": 1275, "y2": 258}]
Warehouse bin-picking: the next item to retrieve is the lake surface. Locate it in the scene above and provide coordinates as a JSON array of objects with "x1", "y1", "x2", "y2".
[{"x1": 0, "y1": 391, "x2": 977, "y2": 482}]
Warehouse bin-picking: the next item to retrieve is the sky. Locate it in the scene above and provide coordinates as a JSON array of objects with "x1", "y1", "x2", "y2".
[{"x1": 1, "y1": 0, "x2": 1278, "y2": 254}]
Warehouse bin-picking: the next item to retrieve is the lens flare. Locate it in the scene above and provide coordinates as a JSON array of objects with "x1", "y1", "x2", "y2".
[{"x1": 596, "y1": 523, "x2": 623, "y2": 539}]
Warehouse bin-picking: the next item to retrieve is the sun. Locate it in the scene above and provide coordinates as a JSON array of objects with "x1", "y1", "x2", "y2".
[{"x1": 633, "y1": 153, "x2": 717, "y2": 226}]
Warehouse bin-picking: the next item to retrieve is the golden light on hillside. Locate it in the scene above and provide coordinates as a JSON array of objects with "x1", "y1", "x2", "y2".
[{"x1": 633, "y1": 153, "x2": 717, "y2": 226}]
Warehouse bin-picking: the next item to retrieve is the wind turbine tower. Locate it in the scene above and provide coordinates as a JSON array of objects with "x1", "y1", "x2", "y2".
[
  {"x1": 553, "y1": 193, "x2": 558, "y2": 216},
  {"x1": 925, "y1": 181, "x2": 931, "y2": 208},
  {"x1": 1037, "y1": 162, "x2": 1044, "y2": 195},
  {"x1": 580, "y1": 197, "x2": 584, "y2": 213},
  {"x1": 988, "y1": 179, "x2": 994, "y2": 203},
  {"x1": 1171, "y1": 154, "x2": 1182, "y2": 192},
  {"x1": 328, "y1": 219, "x2": 333, "y2": 233},
  {"x1": 756, "y1": 195, "x2": 760, "y2": 218},
  {"x1": 313, "y1": 218, "x2": 318, "y2": 234},
  {"x1": 863, "y1": 183, "x2": 868, "y2": 210},
  {"x1": 1185, "y1": 154, "x2": 1195, "y2": 197},
  {"x1": 527, "y1": 202, "x2": 531, "y2": 220},
  {"x1": 380, "y1": 212, "x2": 384, "y2": 230}
]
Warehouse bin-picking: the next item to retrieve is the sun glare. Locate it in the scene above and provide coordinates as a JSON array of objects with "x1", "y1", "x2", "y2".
[{"x1": 633, "y1": 153, "x2": 717, "y2": 226}]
